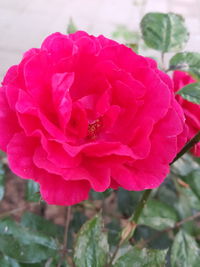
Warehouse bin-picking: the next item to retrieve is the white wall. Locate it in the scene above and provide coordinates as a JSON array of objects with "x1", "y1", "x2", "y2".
[{"x1": 0, "y1": 0, "x2": 200, "y2": 80}]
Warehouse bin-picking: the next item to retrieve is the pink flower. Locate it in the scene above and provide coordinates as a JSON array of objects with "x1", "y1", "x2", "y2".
[
  {"x1": 0, "y1": 32, "x2": 186, "y2": 205},
  {"x1": 173, "y1": 70, "x2": 200, "y2": 156}
]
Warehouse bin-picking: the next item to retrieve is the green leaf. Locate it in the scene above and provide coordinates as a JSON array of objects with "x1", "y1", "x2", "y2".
[
  {"x1": 25, "y1": 180, "x2": 40, "y2": 202},
  {"x1": 139, "y1": 199, "x2": 178, "y2": 231},
  {"x1": 67, "y1": 18, "x2": 77, "y2": 34},
  {"x1": 0, "y1": 218, "x2": 58, "y2": 249},
  {"x1": 171, "y1": 230, "x2": 200, "y2": 267},
  {"x1": 0, "y1": 162, "x2": 5, "y2": 201},
  {"x1": 0, "y1": 235, "x2": 56, "y2": 264},
  {"x1": 169, "y1": 52, "x2": 200, "y2": 80},
  {"x1": 140, "y1": 12, "x2": 189, "y2": 52},
  {"x1": 21, "y1": 212, "x2": 64, "y2": 241},
  {"x1": 114, "y1": 247, "x2": 167, "y2": 267},
  {"x1": 73, "y1": 214, "x2": 109, "y2": 267},
  {"x1": 0, "y1": 218, "x2": 58, "y2": 263},
  {"x1": 177, "y1": 82, "x2": 200, "y2": 104},
  {"x1": 0, "y1": 255, "x2": 20, "y2": 267}
]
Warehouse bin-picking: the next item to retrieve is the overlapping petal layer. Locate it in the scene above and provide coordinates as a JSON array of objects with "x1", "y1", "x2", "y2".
[{"x1": 0, "y1": 32, "x2": 187, "y2": 205}]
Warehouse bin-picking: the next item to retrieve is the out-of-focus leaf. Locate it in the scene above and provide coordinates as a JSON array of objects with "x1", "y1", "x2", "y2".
[
  {"x1": 67, "y1": 211, "x2": 88, "y2": 249},
  {"x1": 177, "y1": 82, "x2": 200, "y2": 104},
  {"x1": 0, "y1": 218, "x2": 58, "y2": 249},
  {"x1": 171, "y1": 230, "x2": 200, "y2": 267},
  {"x1": 114, "y1": 247, "x2": 167, "y2": 267},
  {"x1": 25, "y1": 180, "x2": 40, "y2": 202},
  {"x1": 0, "y1": 162, "x2": 5, "y2": 201},
  {"x1": 0, "y1": 235, "x2": 56, "y2": 264},
  {"x1": 21, "y1": 212, "x2": 64, "y2": 241},
  {"x1": 126, "y1": 43, "x2": 139, "y2": 53},
  {"x1": 172, "y1": 154, "x2": 199, "y2": 177},
  {"x1": 117, "y1": 188, "x2": 142, "y2": 217},
  {"x1": 140, "y1": 12, "x2": 189, "y2": 52},
  {"x1": 135, "y1": 225, "x2": 171, "y2": 250},
  {"x1": 20, "y1": 263, "x2": 45, "y2": 267},
  {"x1": 90, "y1": 189, "x2": 113, "y2": 200},
  {"x1": 177, "y1": 170, "x2": 200, "y2": 214},
  {"x1": 184, "y1": 170, "x2": 200, "y2": 200},
  {"x1": 139, "y1": 199, "x2": 178, "y2": 231},
  {"x1": 67, "y1": 18, "x2": 77, "y2": 34},
  {"x1": 0, "y1": 218, "x2": 58, "y2": 263},
  {"x1": 107, "y1": 219, "x2": 121, "y2": 246},
  {"x1": 0, "y1": 255, "x2": 20, "y2": 267},
  {"x1": 20, "y1": 257, "x2": 67, "y2": 267},
  {"x1": 69, "y1": 211, "x2": 87, "y2": 233},
  {"x1": 73, "y1": 214, "x2": 109, "y2": 267},
  {"x1": 112, "y1": 25, "x2": 140, "y2": 43},
  {"x1": 156, "y1": 177, "x2": 179, "y2": 206},
  {"x1": 169, "y1": 52, "x2": 200, "y2": 80}
]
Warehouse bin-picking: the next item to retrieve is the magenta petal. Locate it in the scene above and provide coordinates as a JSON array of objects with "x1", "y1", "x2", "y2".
[
  {"x1": 52, "y1": 72, "x2": 73, "y2": 128},
  {"x1": 62, "y1": 163, "x2": 111, "y2": 192},
  {"x1": 39, "y1": 177, "x2": 90, "y2": 206},
  {"x1": 7, "y1": 132, "x2": 41, "y2": 180},
  {"x1": 0, "y1": 88, "x2": 20, "y2": 151}
]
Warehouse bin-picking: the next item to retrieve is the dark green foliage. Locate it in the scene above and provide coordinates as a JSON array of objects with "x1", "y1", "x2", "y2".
[{"x1": 0, "y1": 162, "x2": 5, "y2": 201}]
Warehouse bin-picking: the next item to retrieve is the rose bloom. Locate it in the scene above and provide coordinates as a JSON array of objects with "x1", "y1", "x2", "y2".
[
  {"x1": 173, "y1": 70, "x2": 200, "y2": 156},
  {"x1": 0, "y1": 32, "x2": 186, "y2": 205}
]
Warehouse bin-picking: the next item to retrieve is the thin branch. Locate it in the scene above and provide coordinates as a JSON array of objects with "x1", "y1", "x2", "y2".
[
  {"x1": 0, "y1": 203, "x2": 38, "y2": 219},
  {"x1": 107, "y1": 243, "x2": 121, "y2": 267},
  {"x1": 57, "y1": 206, "x2": 72, "y2": 267},
  {"x1": 140, "y1": 211, "x2": 200, "y2": 247},
  {"x1": 63, "y1": 206, "x2": 72, "y2": 258}
]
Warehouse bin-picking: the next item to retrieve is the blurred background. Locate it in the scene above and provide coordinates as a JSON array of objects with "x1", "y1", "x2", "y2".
[{"x1": 0, "y1": 0, "x2": 200, "y2": 80}]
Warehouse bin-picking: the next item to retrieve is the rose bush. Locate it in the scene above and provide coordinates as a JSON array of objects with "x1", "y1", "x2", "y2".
[
  {"x1": 173, "y1": 70, "x2": 200, "y2": 156},
  {"x1": 0, "y1": 31, "x2": 187, "y2": 205}
]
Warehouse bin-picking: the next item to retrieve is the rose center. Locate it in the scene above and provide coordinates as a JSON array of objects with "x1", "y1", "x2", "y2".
[{"x1": 87, "y1": 119, "x2": 102, "y2": 140}]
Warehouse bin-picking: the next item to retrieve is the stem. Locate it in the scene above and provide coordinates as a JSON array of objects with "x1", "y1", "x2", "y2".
[
  {"x1": 130, "y1": 189, "x2": 151, "y2": 223},
  {"x1": 63, "y1": 206, "x2": 72, "y2": 253},
  {"x1": 161, "y1": 52, "x2": 165, "y2": 71},
  {"x1": 107, "y1": 243, "x2": 121, "y2": 267},
  {"x1": 108, "y1": 130, "x2": 200, "y2": 265},
  {"x1": 57, "y1": 206, "x2": 72, "y2": 267}
]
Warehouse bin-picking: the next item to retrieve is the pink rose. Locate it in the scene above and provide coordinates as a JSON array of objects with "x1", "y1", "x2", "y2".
[
  {"x1": 0, "y1": 32, "x2": 186, "y2": 205},
  {"x1": 173, "y1": 70, "x2": 200, "y2": 156}
]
